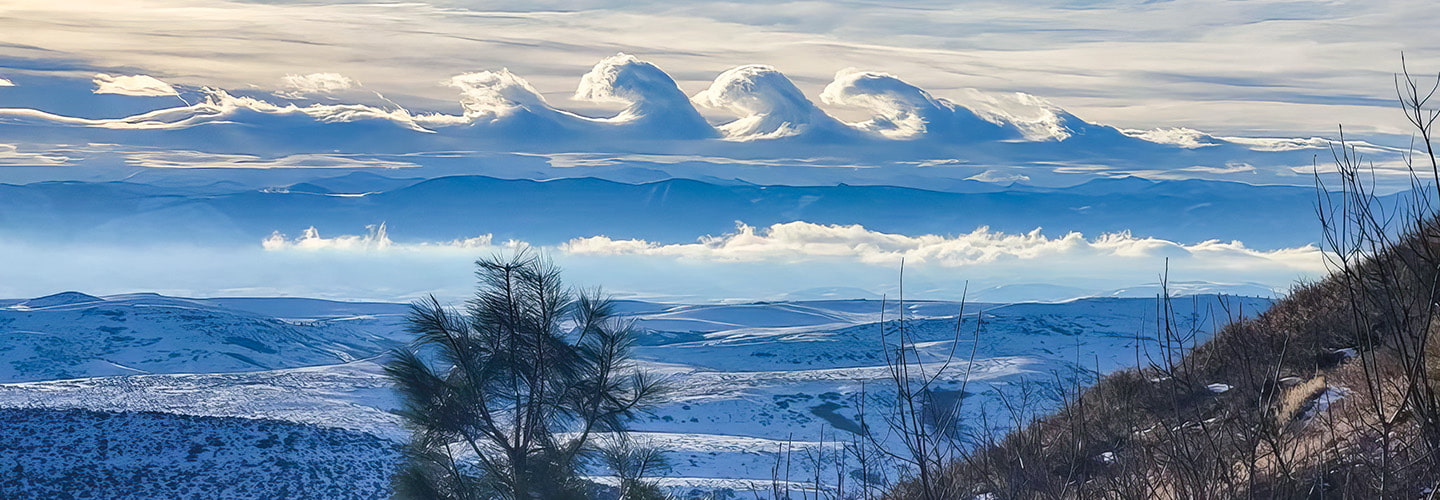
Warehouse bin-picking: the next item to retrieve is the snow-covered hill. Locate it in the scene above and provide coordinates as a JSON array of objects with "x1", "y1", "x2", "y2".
[
  {"x1": 0, "y1": 292, "x2": 409, "y2": 382},
  {"x1": 0, "y1": 292, "x2": 1270, "y2": 495},
  {"x1": 0, "y1": 407, "x2": 399, "y2": 499}
]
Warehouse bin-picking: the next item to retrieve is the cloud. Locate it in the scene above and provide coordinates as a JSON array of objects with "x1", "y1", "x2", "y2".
[
  {"x1": 692, "y1": 65, "x2": 852, "y2": 140},
  {"x1": 1, "y1": 0, "x2": 1435, "y2": 141},
  {"x1": 92, "y1": 73, "x2": 178, "y2": 97},
  {"x1": 0, "y1": 57, "x2": 1377, "y2": 187},
  {"x1": 561, "y1": 221, "x2": 1326, "y2": 274},
  {"x1": 819, "y1": 69, "x2": 1014, "y2": 141},
  {"x1": 262, "y1": 223, "x2": 498, "y2": 252},
  {"x1": 278, "y1": 72, "x2": 357, "y2": 97},
  {"x1": 1122, "y1": 127, "x2": 1219, "y2": 148},
  {"x1": 575, "y1": 53, "x2": 715, "y2": 138},
  {"x1": 966, "y1": 170, "x2": 1030, "y2": 183},
  {"x1": 445, "y1": 69, "x2": 557, "y2": 122},
  {"x1": 955, "y1": 90, "x2": 1105, "y2": 142},
  {"x1": 0, "y1": 144, "x2": 69, "y2": 166},
  {"x1": 0, "y1": 77, "x2": 13, "y2": 87},
  {"x1": 0, "y1": 87, "x2": 435, "y2": 132},
  {"x1": 216, "y1": 220, "x2": 1327, "y2": 301}
]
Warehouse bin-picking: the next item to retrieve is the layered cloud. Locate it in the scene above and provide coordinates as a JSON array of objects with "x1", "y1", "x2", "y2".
[{"x1": 92, "y1": 73, "x2": 178, "y2": 97}]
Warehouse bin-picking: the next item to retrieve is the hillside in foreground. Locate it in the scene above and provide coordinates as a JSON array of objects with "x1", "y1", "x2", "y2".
[{"x1": 910, "y1": 219, "x2": 1440, "y2": 498}]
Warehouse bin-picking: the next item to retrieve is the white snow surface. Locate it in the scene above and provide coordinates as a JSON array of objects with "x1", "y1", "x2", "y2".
[{"x1": 0, "y1": 292, "x2": 1269, "y2": 493}]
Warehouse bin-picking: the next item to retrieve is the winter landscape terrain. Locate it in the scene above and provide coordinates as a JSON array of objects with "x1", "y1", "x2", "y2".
[
  {"x1": 0, "y1": 290, "x2": 1268, "y2": 497},
  {"x1": 3, "y1": 0, "x2": 1436, "y2": 497}
]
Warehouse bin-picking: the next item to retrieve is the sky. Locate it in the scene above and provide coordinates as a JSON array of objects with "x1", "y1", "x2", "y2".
[
  {"x1": 0, "y1": 0, "x2": 1432, "y2": 302},
  {"x1": 1, "y1": 0, "x2": 1435, "y2": 137}
]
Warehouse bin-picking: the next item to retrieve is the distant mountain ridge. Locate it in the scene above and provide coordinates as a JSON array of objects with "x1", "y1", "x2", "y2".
[{"x1": 0, "y1": 174, "x2": 1383, "y2": 249}]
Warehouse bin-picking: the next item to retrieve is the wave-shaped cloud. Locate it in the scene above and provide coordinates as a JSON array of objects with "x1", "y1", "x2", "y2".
[
  {"x1": 2, "y1": 55, "x2": 1144, "y2": 146},
  {"x1": 92, "y1": 74, "x2": 178, "y2": 97},
  {"x1": 0, "y1": 53, "x2": 1356, "y2": 180},
  {"x1": 575, "y1": 53, "x2": 716, "y2": 138},
  {"x1": 820, "y1": 69, "x2": 1017, "y2": 141},
  {"x1": 0, "y1": 77, "x2": 13, "y2": 87},
  {"x1": 692, "y1": 65, "x2": 853, "y2": 140}
]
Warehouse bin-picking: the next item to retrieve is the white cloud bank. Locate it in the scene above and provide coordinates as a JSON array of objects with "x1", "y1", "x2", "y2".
[
  {"x1": 239, "y1": 221, "x2": 1327, "y2": 301},
  {"x1": 0, "y1": 220, "x2": 1327, "y2": 302},
  {"x1": 561, "y1": 222, "x2": 1325, "y2": 272},
  {"x1": 262, "y1": 223, "x2": 499, "y2": 252},
  {"x1": 92, "y1": 73, "x2": 178, "y2": 96}
]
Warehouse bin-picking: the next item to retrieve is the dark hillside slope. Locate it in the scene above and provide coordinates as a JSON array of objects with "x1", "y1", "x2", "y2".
[
  {"x1": 901, "y1": 219, "x2": 1440, "y2": 499},
  {"x1": 0, "y1": 408, "x2": 399, "y2": 499}
]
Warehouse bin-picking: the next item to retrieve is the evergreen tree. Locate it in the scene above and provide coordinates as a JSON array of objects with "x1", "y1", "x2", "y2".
[{"x1": 386, "y1": 252, "x2": 666, "y2": 500}]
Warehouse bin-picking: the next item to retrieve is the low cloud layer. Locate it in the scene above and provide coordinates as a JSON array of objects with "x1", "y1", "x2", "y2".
[
  {"x1": 262, "y1": 223, "x2": 497, "y2": 252},
  {"x1": 561, "y1": 221, "x2": 1325, "y2": 273},
  {"x1": 130, "y1": 220, "x2": 1328, "y2": 302}
]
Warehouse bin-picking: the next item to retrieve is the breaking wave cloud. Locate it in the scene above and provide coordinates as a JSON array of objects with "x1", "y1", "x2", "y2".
[{"x1": 0, "y1": 53, "x2": 1351, "y2": 157}]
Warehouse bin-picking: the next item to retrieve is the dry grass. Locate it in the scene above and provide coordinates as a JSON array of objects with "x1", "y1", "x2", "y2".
[
  {"x1": 888, "y1": 223, "x2": 1440, "y2": 499},
  {"x1": 1275, "y1": 376, "x2": 1328, "y2": 429}
]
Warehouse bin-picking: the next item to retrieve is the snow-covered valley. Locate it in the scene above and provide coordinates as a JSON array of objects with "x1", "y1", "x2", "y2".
[{"x1": 0, "y1": 291, "x2": 1269, "y2": 497}]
